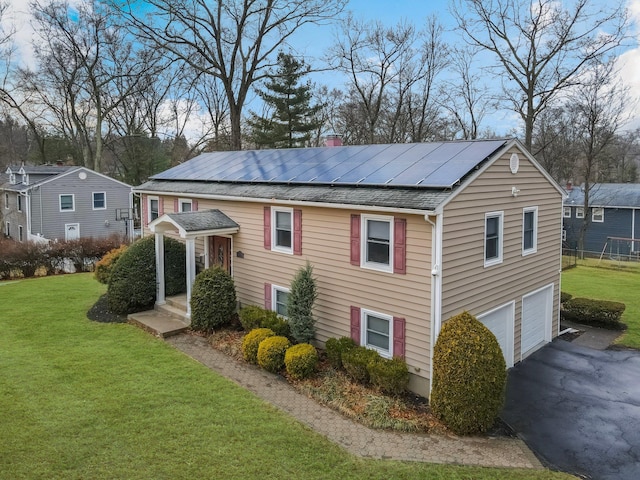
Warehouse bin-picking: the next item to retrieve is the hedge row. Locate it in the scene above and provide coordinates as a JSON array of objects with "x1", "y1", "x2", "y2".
[{"x1": 561, "y1": 297, "x2": 626, "y2": 330}]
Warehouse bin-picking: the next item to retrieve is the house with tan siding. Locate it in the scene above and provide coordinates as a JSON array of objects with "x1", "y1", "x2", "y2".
[{"x1": 135, "y1": 138, "x2": 564, "y2": 397}]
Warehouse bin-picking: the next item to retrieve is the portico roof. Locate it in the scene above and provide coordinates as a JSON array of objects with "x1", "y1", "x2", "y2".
[{"x1": 149, "y1": 209, "x2": 239, "y2": 238}]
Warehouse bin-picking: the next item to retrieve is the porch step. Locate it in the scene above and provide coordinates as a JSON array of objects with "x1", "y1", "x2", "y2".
[
  {"x1": 128, "y1": 310, "x2": 190, "y2": 338},
  {"x1": 166, "y1": 294, "x2": 188, "y2": 311},
  {"x1": 156, "y1": 302, "x2": 189, "y2": 323}
]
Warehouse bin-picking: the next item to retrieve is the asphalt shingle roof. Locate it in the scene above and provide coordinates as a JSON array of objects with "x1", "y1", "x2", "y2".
[
  {"x1": 564, "y1": 183, "x2": 640, "y2": 208},
  {"x1": 165, "y1": 209, "x2": 239, "y2": 232}
]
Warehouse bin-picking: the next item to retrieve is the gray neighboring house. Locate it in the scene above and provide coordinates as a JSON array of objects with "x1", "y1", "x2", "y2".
[
  {"x1": 1, "y1": 164, "x2": 133, "y2": 243},
  {"x1": 563, "y1": 183, "x2": 640, "y2": 256}
]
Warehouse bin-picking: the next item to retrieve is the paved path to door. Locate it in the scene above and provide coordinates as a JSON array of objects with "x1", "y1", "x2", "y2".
[
  {"x1": 502, "y1": 340, "x2": 640, "y2": 480},
  {"x1": 166, "y1": 333, "x2": 541, "y2": 469}
]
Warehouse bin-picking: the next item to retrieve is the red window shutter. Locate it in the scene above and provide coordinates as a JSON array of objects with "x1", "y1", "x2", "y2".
[
  {"x1": 264, "y1": 283, "x2": 272, "y2": 310},
  {"x1": 350, "y1": 306, "x2": 361, "y2": 343},
  {"x1": 293, "y1": 209, "x2": 302, "y2": 255},
  {"x1": 192, "y1": 200, "x2": 198, "y2": 211},
  {"x1": 394, "y1": 218, "x2": 406, "y2": 274},
  {"x1": 142, "y1": 196, "x2": 148, "y2": 227},
  {"x1": 174, "y1": 198, "x2": 179, "y2": 212},
  {"x1": 350, "y1": 214, "x2": 361, "y2": 266},
  {"x1": 393, "y1": 317, "x2": 406, "y2": 358},
  {"x1": 159, "y1": 198, "x2": 164, "y2": 216},
  {"x1": 264, "y1": 206, "x2": 271, "y2": 250}
]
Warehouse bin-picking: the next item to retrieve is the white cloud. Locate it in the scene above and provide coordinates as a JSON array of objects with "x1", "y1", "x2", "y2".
[
  {"x1": 3, "y1": 0, "x2": 36, "y2": 67},
  {"x1": 618, "y1": 0, "x2": 640, "y2": 129}
]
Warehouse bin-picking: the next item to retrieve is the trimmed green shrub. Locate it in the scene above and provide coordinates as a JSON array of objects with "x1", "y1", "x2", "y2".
[
  {"x1": 287, "y1": 262, "x2": 317, "y2": 344},
  {"x1": 560, "y1": 291, "x2": 573, "y2": 304},
  {"x1": 257, "y1": 336, "x2": 291, "y2": 373},
  {"x1": 242, "y1": 328, "x2": 275, "y2": 364},
  {"x1": 561, "y1": 297, "x2": 626, "y2": 330},
  {"x1": 368, "y1": 357, "x2": 410, "y2": 396},
  {"x1": 95, "y1": 245, "x2": 128, "y2": 284},
  {"x1": 325, "y1": 336, "x2": 357, "y2": 369},
  {"x1": 190, "y1": 266, "x2": 237, "y2": 333},
  {"x1": 239, "y1": 305, "x2": 290, "y2": 338},
  {"x1": 285, "y1": 343, "x2": 319, "y2": 379},
  {"x1": 430, "y1": 311, "x2": 507, "y2": 435},
  {"x1": 107, "y1": 236, "x2": 186, "y2": 315},
  {"x1": 341, "y1": 346, "x2": 380, "y2": 384}
]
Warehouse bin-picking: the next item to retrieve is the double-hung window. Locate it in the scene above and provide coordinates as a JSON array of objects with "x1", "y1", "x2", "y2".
[
  {"x1": 17, "y1": 194, "x2": 22, "y2": 212},
  {"x1": 179, "y1": 198, "x2": 192, "y2": 212},
  {"x1": 362, "y1": 214, "x2": 393, "y2": 272},
  {"x1": 59, "y1": 194, "x2": 74, "y2": 212},
  {"x1": 272, "y1": 207, "x2": 293, "y2": 253},
  {"x1": 592, "y1": 207, "x2": 604, "y2": 223},
  {"x1": 272, "y1": 285, "x2": 290, "y2": 317},
  {"x1": 93, "y1": 192, "x2": 106, "y2": 210},
  {"x1": 484, "y1": 212, "x2": 503, "y2": 267},
  {"x1": 148, "y1": 197, "x2": 159, "y2": 222},
  {"x1": 361, "y1": 309, "x2": 393, "y2": 358},
  {"x1": 4, "y1": 193, "x2": 8, "y2": 208},
  {"x1": 522, "y1": 207, "x2": 538, "y2": 255},
  {"x1": 575, "y1": 207, "x2": 584, "y2": 219},
  {"x1": 563, "y1": 206, "x2": 571, "y2": 218},
  {"x1": 18, "y1": 225, "x2": 23, "y2": 242}
]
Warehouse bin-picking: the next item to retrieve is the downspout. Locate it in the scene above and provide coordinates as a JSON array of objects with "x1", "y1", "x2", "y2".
[
  {"x1": 425, "y1": 212, "x2": 443, "y2": 395},
  {"x1": 24, "y1": 191, "x2": 31, "y2": 238}
]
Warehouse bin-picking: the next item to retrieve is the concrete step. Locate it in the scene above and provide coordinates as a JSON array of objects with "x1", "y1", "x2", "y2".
[
  {"x1": 128, "y1": 310, "x2": 189, "y2": 338},
  {"x1": 166, "y1": 295, "x2": 188, "y2": 310},
  {"x1": 156, "y1": 302, "x2": 189, "y2": 323}
]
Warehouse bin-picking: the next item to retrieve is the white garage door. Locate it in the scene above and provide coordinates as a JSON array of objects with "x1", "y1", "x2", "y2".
[
  {"x1": 521, "y1": 284, "x2": 553, "y2": 358},
  {"x1": 478, "y1": 302, "x2": 514, "y2": 367}
]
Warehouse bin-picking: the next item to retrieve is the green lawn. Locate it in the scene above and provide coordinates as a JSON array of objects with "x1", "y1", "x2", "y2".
[
  {"x1": 0, "y1": 274, "x2": 573, "y2": 480},
  {"x1": 562, "y1": 259, "x2": 640, "y2": 348}
]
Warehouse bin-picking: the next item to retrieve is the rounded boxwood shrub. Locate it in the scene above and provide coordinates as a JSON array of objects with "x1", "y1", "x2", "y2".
[
  {"x1": 257, "y1": 336, "x2": 291, "y2": 373},
  {"x1": 190, "y1": 266, "x2": 237, "y2": 333},
  {"x1": 242, "y1": 328, "x2": 275, "y2": 364},
  {"x1": 107, "y1": 236, "x2": 186, "y2": 315},
  {"x1": 430, "y1": 311, "x2": 507, "y2": 435},
  {"x1": 285, "y1": 343, "x2": 318, "y2": 379},
  {"x1": 94, "y1": 244, "x2": 128, "y2": 284},
  {"x1": 239, "y1": 305, "x2": 291, "y2": 338},
  {"x1": 341, "y1": 346, "x2": 380, "y2": 384},
  {"x1": 560, "y1": 291, "x2": 573, "y2": 304},
  {"x1": 368, "y1": 356, "x2": 410, "y2": 396},
  {"x1": 325, "y1": 336, "x2": 357, "y2": 369}
]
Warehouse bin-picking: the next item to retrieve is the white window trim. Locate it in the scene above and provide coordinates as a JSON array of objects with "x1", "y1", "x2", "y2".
[
  {"x1": 562, "y1": 230, "x2": 567, "y2": 241},
  {"x1": 361, "y1": 308, "x2": 393, "y2": 359},
  {"x1": 361, "y1": 214, "x2": 394, "y2": 273},
  {"x1": 18, "y1": 225, "x2": 23, "y2": 242},
  {"x1": 148, "y1": 196, "x2": 159, "y2": 223},
  {"x1": 16, "y1": 193, "x2": 22, "y2": 212},
  {"x1": 22, "y1": 174, "x2": 28, "y2": 185},
  {"x1": 92, "y1": 191, "x2": 107, "y2": 210},
  {"x1": 9, "y1": 173, "x2": 15, "y2": 184},
  {"x1": 4, "y1": 193, "x2": 8, "y2": 208},
  {"x1": 563, "y1": 206, "x2": 571, "y2": 218},
  {"x1": 522, "y1": 207, "x2": 538, "y2": 256},
  {"x1": 484, "y1": 211, "x2": 504, "y2": 267},
  {"x1": 272, "y1": 284, "x2": 290, "y2": 318},
  {"x1": 592, "y1": 207, "x2": 604, "y2": 223},
  {"x1": 59, "y1": 194, "x2": 75, "y2": 212},
  {"x1": 179, "y1": 198, "x2": 193, "y2": 213},
  {"x1": 575, "y1": 207, "x2": 584, "y2": 219},
  {"x1": 271, "y1": 206, "x2": 294, "y2": 254}
]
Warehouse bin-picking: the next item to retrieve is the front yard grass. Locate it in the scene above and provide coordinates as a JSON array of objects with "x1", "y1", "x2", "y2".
[
  {"x1": 0, "y1": 274, "x2": 573, "y2": 480},
  {"x1": 562, "y1": 258, "x2": 640, "y2": 348}
]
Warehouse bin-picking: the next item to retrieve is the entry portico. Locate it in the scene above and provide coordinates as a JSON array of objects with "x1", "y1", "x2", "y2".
[{"x1": 149, "y1": 209, "x2": 239, "y2": 317}]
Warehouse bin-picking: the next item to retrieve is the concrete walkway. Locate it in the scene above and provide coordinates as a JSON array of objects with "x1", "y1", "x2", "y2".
[{"x1": 166, "y1": 333, "x2": 542, "y2": 469}]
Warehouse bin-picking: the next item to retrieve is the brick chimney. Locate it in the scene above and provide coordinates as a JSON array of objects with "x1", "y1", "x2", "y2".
[
  {"x1": 566, "y1": 181, "x2": 573, "y2": 191},
  {"x1": 324, "y1": 134, "x2": 343, "y2": 147}
]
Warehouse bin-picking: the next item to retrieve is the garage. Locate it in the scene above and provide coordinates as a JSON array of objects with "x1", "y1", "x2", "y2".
[
  {"x1": 521, "y1": 284, "x2": 553, "y2": 358},
  {"x1": 478, "y1": 302, "x2": 514, "y2": 367}
]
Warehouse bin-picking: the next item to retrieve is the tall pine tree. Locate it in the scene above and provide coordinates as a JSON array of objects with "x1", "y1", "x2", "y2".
[{"x1": 249, "y1": 53, "x2": 322, "y2": 149}]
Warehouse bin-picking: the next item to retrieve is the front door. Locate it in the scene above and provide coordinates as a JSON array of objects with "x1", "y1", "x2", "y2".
[
  {"x1": 210, "y1": 236, "x2": 231, "y2": 274},
  {"x1": 65, "y1": 223, "x2": 80, "y2": 241}
]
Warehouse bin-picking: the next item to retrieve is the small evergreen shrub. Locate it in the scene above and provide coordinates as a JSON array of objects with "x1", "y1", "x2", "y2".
[
  {"x1": 430, "y1": 311, "x2": 507, "y2": 435},
  {"x1": 285, "y1": 343, "x2": 318, "y2": 379},
  {"x1": 560, "y1": 291, "x2": 573, "y2": 304},
  {"x1": 257, "y1": 336, "x2": 291, "y2": 373},
  {"x1": 190, "y1": 266, "x2": 236, "y2": 333},
  {"x1": 242, "y1": 328, "x2": 275, "y2": 364},
  {"x1": 341, "y1": 346, "x2": 380, "y2": 384},
  {"x1": 239, "y1": 305, "x2": 290, "y2": 338},
  {"x1": 107, "y1": 236, "x2": 186, "y2": 315},
  {"x1": 287, "y1": 262, "x2": 317, "y2": 344},
  {"x1": 325, "y1": 336, "x2": 357, "y2": 369},
  {"x1": 561, "y1": 297, "x2": 626, "y2": 329},
  {"x1": 95, "y1": 245, "x2": 128, "y2": 284},
  {"x1": 368, "y1": 357, "x2": 410, "y2": 396}
]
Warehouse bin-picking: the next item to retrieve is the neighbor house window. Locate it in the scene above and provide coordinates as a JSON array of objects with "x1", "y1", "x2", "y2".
[
  {"x1": 4, "y1": 193, "x2": 8, "y2": 208},
  {"x1": 575, "y1": 207, "x2": 584, "y2": 219},
  {"x1": 8, "y1": 173, "x2": 15, "y2": 184},
  {"x1": 562, "y1": 230, "x2": 567, "y2": 241},
  {"x1": 592, "y1": 207, "x2": 604, "y2": 223},
  {"x1": 179, "y1": 198, "x2": 192, "y2": 212},
  {"x1": 563, "y1": 206, "x2": 571, "y2": 218},
  {"x1": 522, "y1": 207, "x2": 538, "y2": 255},
  {"x1": 148, "y1": 197, "x2": 159, "y2": 222},
  {"x1": 59, "y1": 194, "x2": 74, "y2": 212},
  {"x1": 17, "y1": 194, "x2": 22, "y2": 212},
  {"x1": 484, "y1": 212, "x2": 503, "y2": 267},
  {"x1": 93, "y1": 192, "x2": 106, "y2": 210},
  {"x1": 361, "y1": 309, "x2": 393, "y2": 358},
  {"x1": 5, "y1": 222, "x2": 9, "y2": 236},
  {"x1": 18, "y1": 225, "x2": 23, "y2": 242},
  {"x1": 272, "y1": 207, "x2": 293, "y2": 253},
  {"x1": 361, "y1": 214, "x2": 393, "y2": 272},
  {"x1": 272, "y1": 285, "x2": 290, "y2": 317}
]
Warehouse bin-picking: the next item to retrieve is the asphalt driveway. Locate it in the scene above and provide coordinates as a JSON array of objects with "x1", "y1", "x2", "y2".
[{"x1": 501, "y1": 339, "x2": 640, "y2": 480}]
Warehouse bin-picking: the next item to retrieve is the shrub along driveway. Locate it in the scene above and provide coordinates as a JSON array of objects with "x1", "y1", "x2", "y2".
[{"x1": 501, "y1": 340, "x2": 640, "y2": 480}]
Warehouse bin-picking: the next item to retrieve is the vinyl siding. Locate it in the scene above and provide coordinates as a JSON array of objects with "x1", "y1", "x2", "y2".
[
  {"x1": 143, "y1": 197, "x2": 433, "y2": 395},
  {"x1": 564, "y1": 206, "x2": 635, "y2": 255},
  {"x1": 441, "y1": 146, "x2": 563, "y2": 363},
  {"x1": 1, "y1": 192, "x2": 27, "y2": 241}
]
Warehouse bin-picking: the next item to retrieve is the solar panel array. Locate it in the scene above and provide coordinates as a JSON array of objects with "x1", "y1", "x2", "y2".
[{"x1": 152, "y1": 140, "x2": 507, "y2": 189}]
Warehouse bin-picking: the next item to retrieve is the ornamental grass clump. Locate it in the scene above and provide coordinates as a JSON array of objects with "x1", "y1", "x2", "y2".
[
  {"x1": 241, "y1": 328, "x2": 275, "y2": 364},
  {"x1": 190, "y1": 266, "x2": 237, "y2": 333},
  {"x1": 257, "y1": 336, "x2": 291, "y2": 373},
  {"x1": 284, "y1": 343, "x2": 318, "y2": 379},
  {"x1": 430, "y1": 311, "x2": 507, "y2": 435}
]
